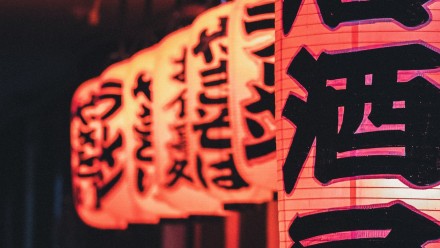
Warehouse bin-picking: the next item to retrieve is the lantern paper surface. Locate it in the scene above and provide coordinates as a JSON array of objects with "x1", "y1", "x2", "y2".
[
  {"x1": 98, "y1": 61, "x2": 180, "y2": 225},
  {"x1": 229, "y1": 0, "x2": 276, "y2": 191},
  {"x1": 151, "y1": 27, "x2": 225, "y2": 216},
  {"x1": 125, "y1": 46, "x2": 187, "y2": 220},
  {"x1": 71, "y1": 54, "x2": 184, "y2": 229},
  {"x1": 186, "y1": 1, "x2": 272, "y2": 203},
  {"x1": 276, "y1": 0, "x2": 440, "y2": 247},
  {"x1": 71, "y1": 68, "x2": 133, "y2": 229}
]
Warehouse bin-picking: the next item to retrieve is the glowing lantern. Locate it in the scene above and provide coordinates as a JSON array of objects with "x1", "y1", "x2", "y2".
[
  {"x1": 71, "y1": 53, "x2": 185, "y2": 229},
  {"x1": 276, "y1": 0, "x2": 440, "y2": 247},
  {"x1": 71, "y1": 63, "x2": 132, "y2": 229},
  {"x1": 186, "y1": 1, "x2": 272, "y2": 203},
  {"x1": 124, "y1": 46, "x2": 187, "y2": 220},
  {"x1": 229, "y1": 0, "x2": 276, "y2": 191},
  {"x1": 151, "y1": 27, "x2": 225, "y2": 215},
  {"x1": 96, "y1": 61, "x2": 182, "y2": 225}
]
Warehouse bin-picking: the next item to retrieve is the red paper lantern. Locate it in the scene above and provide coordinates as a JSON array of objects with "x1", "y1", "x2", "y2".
[
  {"x1": 71, "y1": 70, "x2": 133, "y2": 229},
  {"x1": 71, "y1": 0, "x2": 283, "y2": 228},
  {"x1": 71, "y1": 53, "x2": 186, "y2": 229},
  {"x1": 151, "y1": 27, "x2": 225, "y2": 216},
  {"x1": 229, "y1": 0, "x2": 276, "y2": 191},
  {"x1": 125, "y1": 46, "x2": 188, "y2": 221},
  {"x1": 186, "y1": 1, "x2": 273, "y2": 203},
  {"x1": 276, "y1": 0, "x2": 440, "y2": 247}
]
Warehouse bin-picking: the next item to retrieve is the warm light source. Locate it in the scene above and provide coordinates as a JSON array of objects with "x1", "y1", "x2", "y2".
[
  {"x1": 276, "y1": 0, "x2": 440, "y2": 247},
  {"x1": 71, "y1": 51, "x2": 185, "y2": 229},
  {"x1": 186, "y1": 1, "x2": 272, "y2": 203},
  {"x1": 71, "y1": 74, "x2": 133, "y2": 229},
  {"x1": 230, "y1": 0, "x2": 276, "y2": 191},
  {"x1": 152, "y1": 27, "x2": 225, "y2": 216},
  {"x1": 71, "y1": 0, "x2": 280, "y2": 229}
]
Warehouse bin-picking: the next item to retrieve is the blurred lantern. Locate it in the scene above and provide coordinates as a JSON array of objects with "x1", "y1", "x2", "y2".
[
  {"x1": 99, "y1": 61, "x2": 182, "y2": 224},
  {"x1": 71, "y1": 53, "x2": 185, "y2": 229},
  {"x1": 124, "y1": 45, "x2": 187, "y2": 220},
  {"x1": 276, "y1": 0, "x2": 440, "y2": 247},
  {"x1": 186, "y1": 1, "x2": 272, "y2": 203},
  {"x1": 151, "y1": 27, "x2": 225, "y2": 216},
  {"x1": 71, "y1": 0, "x2": 285, "y2": 229},
  {"x1": 71, "y1": 64, "x2": 131, "y2": 229},
  {"x1": 229, "y1": 0, "x2": 276, "y2": 191}
]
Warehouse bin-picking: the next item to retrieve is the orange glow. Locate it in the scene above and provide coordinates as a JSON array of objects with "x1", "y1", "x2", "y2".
[
  {"x1": 276, "y1": 0, "x2": 440, "y2": 247},
  {"x1": 71, "y1": 75, "x2": 132, "y2": 229},
  {"x1": 71, "y1": 0, "x2": 282, "y2": 229},
  {"x1": 186, "y1": 1, "x2": 272, "y2": 203},
  {"x1": 124, "y1": 46, "x2": 188, "y2": 222},
  {"x1": 71, "y1": 53, "x2": 185, "y2": 229},
  {"x1": 230, "y1": 0, "x2": 277, "y2": 191},
  {"x1": 151, "y1": 27, "x2": 225, "y2": 216}
]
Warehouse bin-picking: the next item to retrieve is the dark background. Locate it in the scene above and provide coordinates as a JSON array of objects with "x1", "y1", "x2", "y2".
[{"x1": 0, "y1": 1, "x2": 249, "y2": 247}]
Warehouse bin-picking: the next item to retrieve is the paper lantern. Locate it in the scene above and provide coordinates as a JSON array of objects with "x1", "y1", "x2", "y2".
[
  {"x1": 94, "y1": 60, "x2": 182, "y2": 225},
  {"x1": 71, "y1": 54, "x2": 185, "y2": 229},
  {"x1": 186, "y1": 1, "x2": 272, "y2": 203},
  {"x1": 124, "y1": 46, "x2": 187, "y2": 220},
  {"x1": 151, "y1": 27, "x2": 225, "y2": 216},
  {"x1": 71, "y1": 63, "x2": 132, "y2": 229},
  {"x1": 276, "y1": 0, "x2": 440, "y2": 247},
  {"x1": 229, "y1": 0, "x2": 276, "y2": 191}
]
